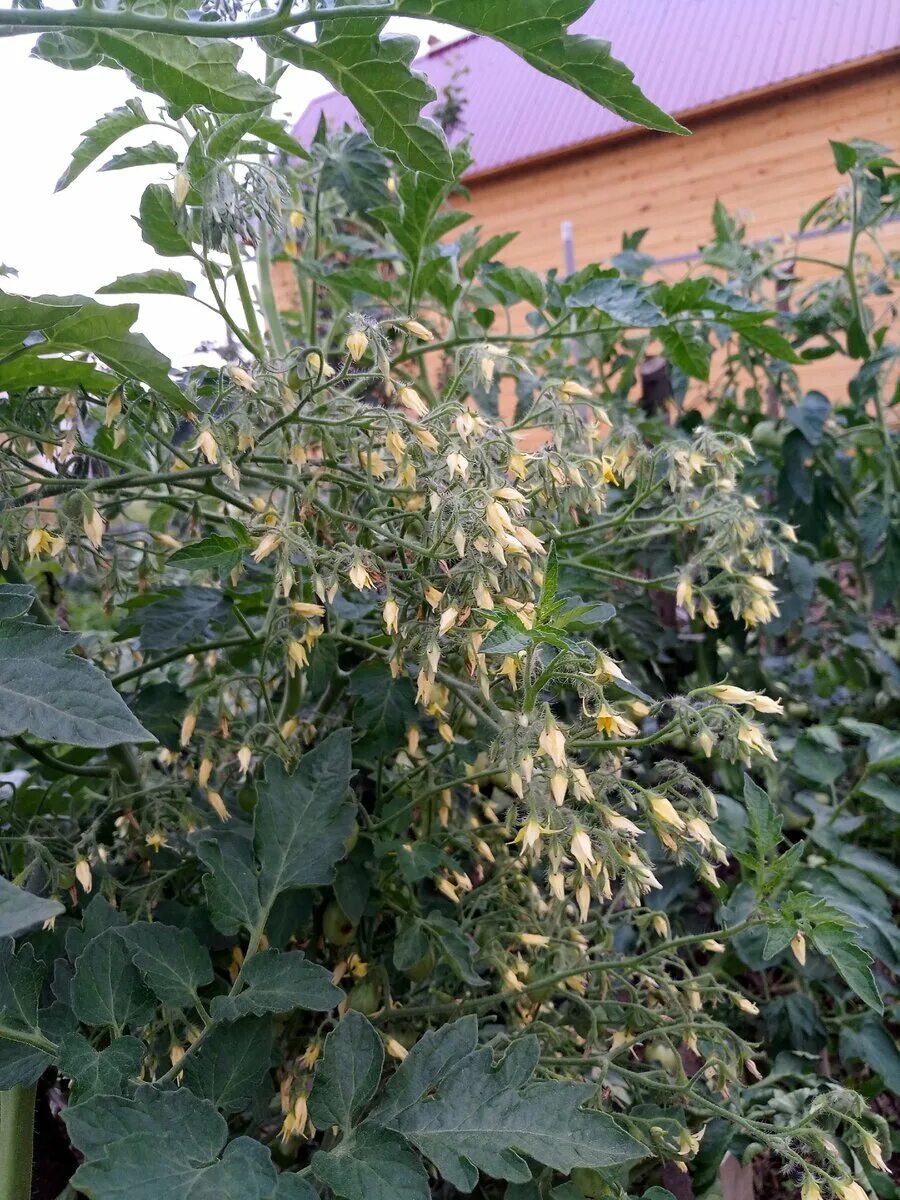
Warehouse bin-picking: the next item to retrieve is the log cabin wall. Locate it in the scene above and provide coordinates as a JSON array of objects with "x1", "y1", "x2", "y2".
[
  {"x1": 453, "y1": 56, "x2": 900, "y2": 407},
  {"x1": 274, "y1": 55, "x2": 899, "y2": 413}
]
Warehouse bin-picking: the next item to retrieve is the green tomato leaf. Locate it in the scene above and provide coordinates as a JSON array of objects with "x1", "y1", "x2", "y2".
[
  {"x1": 370, "y1": 1016, "x2": 479, "y2": 1126},
  {"x1": 255, "y1": 730, "x2": 356, "y2": 910},
  {"x1": 660, "y1": 325, "x2": 712, "y2": 381},
  {"x1": 100, "y1": 141, "x2": 180, "y2": 172},
  {"x1": 263, "y1": 24, "x2": 452, "y2": 180},
  {"x1": 839, "y1": 1015, "x2": 900, "y2": 1096},
  {"x1": 65, "y1": 1085, "x2": 225, "y2": 1165},
  {"x1": 349, "y1": 664, "x2": 417, "y2": 759},
  {"x1": 0, "y1": 1041, "x2": 51, "y2": 1090},
  {"x1": 0, "y1": 939, "x2": 46, "y2": 1033},
  {"x1": 0, "y1": 618, "x2": 154, "y2": 748},
  {"x1": 209, "y1": 949, "x2": 343, "y2": 1021},
  {"x1": 181, "y1": 1136, "x2": 278, "y2": 1200},
  {"x1": 730, "y1": 316, "x2": 803, "y2": 363},
  {"x1": 312, "y1": 1125, "x2": 429, "y2": 1200},
  {"x1": 58, "y1": 1032, "x2": 144, "y2": 1104},
  {"x1": 98, "y1": 269, "x2": 196, "y2": 298},
  {"x1": 193, "y1": 826, "x2": 261, "y2": 937},
  {"x1": 308, "y1": 1009, "x2": 384, "y2": 1133},
  {"x1": 71, "y1": 928, "x2": 156, "y2": 1029},
  {"x1": 35, "y1": 28, "x2": 275, "y2": 117},
  {"x1": 0, "y1": 584, "x2": 35, "y2": 620},
  {"x1": 566, "y1": 273, "x2": 666, "y2": 326},
  {"x1": 379, "y1": 1029, "x2": 646, "y2": 1190},
  {"x1": 120, "y1": 922, "x2": 214, "y2": 1009},
  {"x1": 251, "y1": 116, "x2": 309, "y2": 158},
  {"x1": 810, "y1": 923, "x2": 883, "y2": 1013},
  {"x1": 138, "y1": 183, "x2": 196, "y2": 257},
  {"x1": 0, "y1": 288, "x2": 189, "y2": 410},
  {"x1": 54, "y1": 99, "x2": 149, "y2": 191},
  {"x1": 395, "y1": 1, "x2": 684, "y2": 134},
  {"x1": 181, "y1": 1015, "x2": 274, "y2": 1114},
  {"x1": 129, "y1": 585, "x2": 231, "y2": 652},
  {"x1": 167, "y1": 535, "x2": 244, "y2": 573}
]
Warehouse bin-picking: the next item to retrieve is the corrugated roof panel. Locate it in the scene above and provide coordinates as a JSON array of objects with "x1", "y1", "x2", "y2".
[{"x1": 292, "y1": 0, "x2": 900, "y2": 176}]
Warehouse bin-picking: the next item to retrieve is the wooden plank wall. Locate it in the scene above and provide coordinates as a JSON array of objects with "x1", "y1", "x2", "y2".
[{"x1": 456, "y1": 59, "x2": 900, "y2": 409}]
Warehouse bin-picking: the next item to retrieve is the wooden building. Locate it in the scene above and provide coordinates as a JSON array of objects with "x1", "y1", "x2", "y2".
[{"x1": 290, "y1": 0, "x2": 900, "y2": 401}]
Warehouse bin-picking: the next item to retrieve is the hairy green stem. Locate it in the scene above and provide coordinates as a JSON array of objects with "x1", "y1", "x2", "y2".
[
  {"x1": 227, "y1": 238, "x2": 265, "y2": 358},
  {"x1": 0, "y1": 1085, "x2": 36, "y2": 1200},
  {"x1": 0, "y1": 0, "x2": 396, "y2": 37},
  {"x1": 376, "y1": 917, "x2": 763, "y2": 1022}
]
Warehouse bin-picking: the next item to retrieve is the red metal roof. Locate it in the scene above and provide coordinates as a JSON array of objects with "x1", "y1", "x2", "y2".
[{"x1": 292, "y1": 0, "x2": 899, "y2": 177}]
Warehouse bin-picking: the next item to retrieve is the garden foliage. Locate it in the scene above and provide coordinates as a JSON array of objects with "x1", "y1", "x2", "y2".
[{"x1": 0, "y1": 5, "x2": 897, "y2": 1199}]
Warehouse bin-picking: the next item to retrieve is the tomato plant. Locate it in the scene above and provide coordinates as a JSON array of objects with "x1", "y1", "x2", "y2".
[{"x1": 0, "y1": 6, "x2": 897, "y2": 1200}]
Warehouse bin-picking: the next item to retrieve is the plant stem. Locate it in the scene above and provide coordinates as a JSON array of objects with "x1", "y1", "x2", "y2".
[
  {"x1": 0, "y1": 1, "x2": 398, "y2": 37},
  {"x1": 255, "y1": 223, "x2": 289, "y2": 359},
  {"x1": 0, "y1": 1085, "x2": 36, "y2": 1200},
  {"x1": 228, "y1": 238, "x2": 265, "y2": 358}
]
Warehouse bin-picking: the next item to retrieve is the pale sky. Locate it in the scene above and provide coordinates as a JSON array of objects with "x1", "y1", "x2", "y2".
[{"x1": 0, "y1": 18, "x2": 447, "y2": 365}]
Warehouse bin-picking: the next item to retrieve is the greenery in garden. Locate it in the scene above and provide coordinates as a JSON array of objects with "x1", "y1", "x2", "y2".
[{"x1": 0, "y1": 4, "x2": 897, "y2": 1199}]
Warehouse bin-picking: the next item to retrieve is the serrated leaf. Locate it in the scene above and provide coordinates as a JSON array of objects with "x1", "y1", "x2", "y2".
[
  {"x1": 396, "y1": 1, "x2": 684, "y2": 133},
  {"x1": 0, "y1": 939, "x2": 45, "y2": 1032},
  {"x1": 55, "y1": 99, "x2": 149, "y2": 191},
  {"x1": 481, "y1": 617, "x2": 533, "y2": 655},
  {"x1": 349, "y1": 664, "x2": 416, "y2": 757},
  {"x1": 251, "y1": 116, "x2": 309, "y2": 158},
  {"x1": 0, "y1": 583, "x2": 35, "y2": 620},
  {"x1": 566, "y1": 272, "x2": 666, "y2": 326},
  {"x1": 730, "y1": 316, "x2": 802, "y2": 362},
  {"x1": 209, "y1": 949, "x2": 342, "y2": 1021},
  {"x1": 138, "y1": 183, "x2": 195, "y2": 257},
  {"x1": 182, "y1": 1015, "x2": 273, "y2": 1113},
  {"x1": 131, "y1": 585, "x2": 231, "y2": 651},
  {"x1": 425, "y1": 913, "x2": 487, "y2": 987},
  {"x1": 100, "y1": 140, "x2": 180, "y2": 172},
  {"x1": 312, "y1": 1125, "x2": 429, "y2": 1200},
  {"x1": 182, "y1": 1136, "x2": 278, "y2": 1200},
  {"x1": 0, "y1": 618, "x2": 154, "y2": 748},
  {"x1": 0, "y1": 1041, "x2": 50, "y2": 1090},
  {"x1": 65, "y1": 1085, "x2": 225, "y2": 1165},
  {"x1": 167, "y1": 535, "x2": 244, "y2": 573},
  {"x1": 195, "y1": 736, "x2": 355, "y2": 935},
  {"x1": 379, "y1": 1029, "x2": 645, "y2": 1189},
  {"x1": 66, "y1": 895, "x2": 127, "y2": 963},
  {"x1": 35, "y1": 28, "x2": 275, "y2": 117},
  {"x1": 255, "y1": 731, "x2": 356, "y2": 910},
  {"x1": 71, "y1": 927, "x2": 156, "y2": 1029},
  {"x1": 275, "y1": 1178, "x2": 319, "y2": 1200},
  {"x1": 371, "y1": 1017, "x2": 478, "y2": 1125},
  {"x1": 742, "y1": 774, "x2": 782, "y2": 862},
  {"x1": 58, "y1": 1032, "x2": 144, "y2": 1103},
  {"x1": 839, "y1": 1015, "x2": 900, "y2": 1095},
  {"x1": 120, "y1": 922, "x2": 213, "y2": 1009},
  {"x1": 193, "y1": 826, "x2": 261, "y2": 936},
  {"x1": 0, "y1": 288, "x2": 188, "y2": 409},
  {"x1": 308, "y1": 1010, "x2": 384, "y2": 1133},
  {"x1": 660, "y1": 325, "x2": 712, "y2": 380},
  {"x1": 265, "y1": 25, "x2": 450, "y2": 180},
  {"x1": 98, "y1": 269, "x2": 196, "y2": 298},
  {"x1": 0, "y1": 355, "x2": 115, "y2": 393},
  {"x1": 810, "y1": 923, "x2": 882, "y2": 1013}
]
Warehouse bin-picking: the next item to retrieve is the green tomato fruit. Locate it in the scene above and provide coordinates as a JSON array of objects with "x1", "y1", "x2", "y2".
[
  {"x1": 403, "y1": 946, "x2": 436, "y2": 982},
  {"x1": 348, "y1": 977, "x2": 382, "y2": 1015},
  {"x1": 322, "y1": 900, "x2": 356, "y2": 946},
  {"x1": 645, "y1": 1040, "x2": 680, "y2": 1072},
  {"x1": 343, "y1": 821, "x2": 359, "y2": 854}
]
